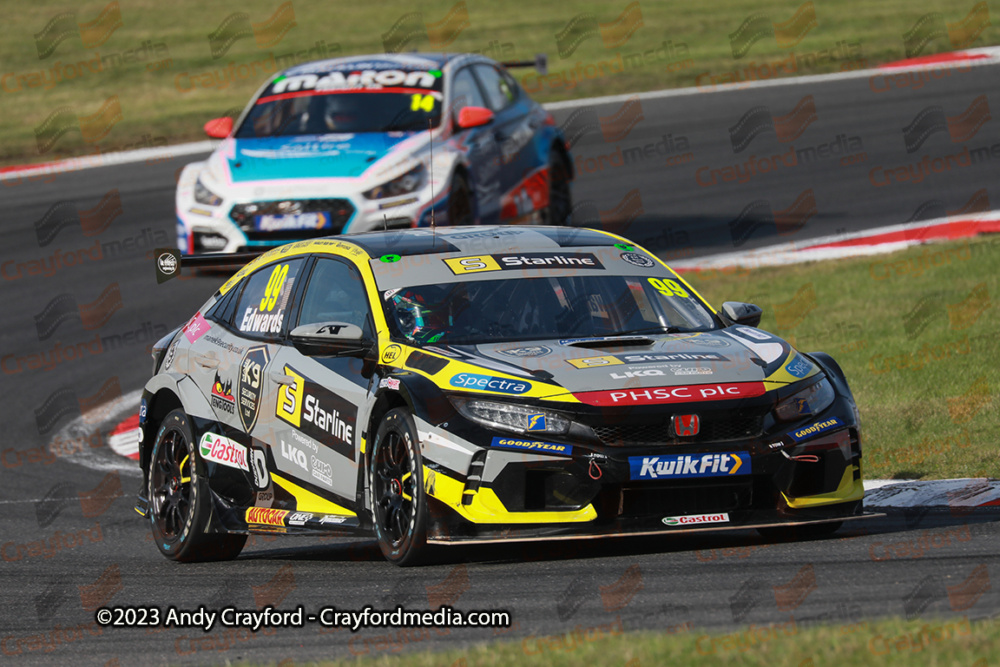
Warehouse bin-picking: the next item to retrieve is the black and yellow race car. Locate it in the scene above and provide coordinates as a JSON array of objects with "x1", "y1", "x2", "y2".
[{"x1": 136, "y1": 226, "x2": 871, "y2": 565}]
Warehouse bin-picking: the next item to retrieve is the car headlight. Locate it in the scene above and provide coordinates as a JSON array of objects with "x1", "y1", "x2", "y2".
[
  {"x1": 363, "y1": 164, "x2": 425, "y2": 199},
  {"x1": 194, "y1": 176, "x2": 223, "y2": 206},
  {"x1": 774, "y1": 376, "x2": 836, "y2": 422},
  {"x1": 449, "y1": 397, "x2": 571, "y2": 436}
]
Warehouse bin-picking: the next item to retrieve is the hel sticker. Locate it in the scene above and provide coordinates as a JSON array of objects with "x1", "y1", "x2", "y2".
[
  {"x1": 630, "y1": 452, "x2": 750, "y2": 480},
  {"x1": 789, "y1": 417, "x2": 844, "y2": 442},
  {"x1": 662, "y1": 513, "x2": 730, "y2": 526},
  {"x1": 490, "y1": 437, "x2": 571, "y2": 456},
  {"x1": 381, "y1": 344, "x2": 403, "y2": 364}
]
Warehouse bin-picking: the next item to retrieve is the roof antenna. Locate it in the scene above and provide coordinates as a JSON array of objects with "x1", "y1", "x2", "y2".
[
  {"x1": 383, "y1": 213, "x2": 388, "y2": 232},
  {"x1": 428, "y1": 117, "x2": 435, "y2": 232}
]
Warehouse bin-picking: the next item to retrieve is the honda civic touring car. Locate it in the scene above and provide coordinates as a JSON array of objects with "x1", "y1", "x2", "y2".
[
  {"x1": 176, "y1": 53, "x2": 572, "y2": 255},
  {"x1": 136, "y1": 226, "x2": 871, "y2": 566}
]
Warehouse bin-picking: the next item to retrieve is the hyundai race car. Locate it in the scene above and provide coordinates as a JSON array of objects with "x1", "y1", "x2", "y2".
[
  {"x1": 136, "y1": 226, "x2": 872, "y2": 566},
  {"x1": 176, "y1": 53, "x2": 572, "y2": 255}
]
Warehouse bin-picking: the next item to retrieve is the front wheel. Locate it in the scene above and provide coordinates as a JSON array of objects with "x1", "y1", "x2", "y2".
[
  {"x1": 369, "y1": 408, "x2": 432, "y2": 566},
  {"x1": 148, "y1": 409, "x2": 246, "y2": 562}
]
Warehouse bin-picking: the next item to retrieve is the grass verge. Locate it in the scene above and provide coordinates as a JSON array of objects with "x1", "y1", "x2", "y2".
[
  {"x1": 2, "y1": 0, "x2": 998, "y2": 165},
  {"x1": 265, "y1": 614, "x2": 999, "y2": 666},
  {"x1": 686, "y1": 235, "x2": 1000, "y2": 480}
]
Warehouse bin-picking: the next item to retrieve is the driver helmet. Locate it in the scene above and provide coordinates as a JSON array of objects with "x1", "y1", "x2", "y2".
[{"x1": 391, "y1": 287, "x2": 450, "y2": 342}]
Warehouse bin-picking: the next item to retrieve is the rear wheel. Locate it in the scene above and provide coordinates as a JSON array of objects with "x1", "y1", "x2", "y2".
[
  {"x1": 148, "y1": 409, "x2": 246, "y2": 561},
  {"x1": 542, "y1": 149, "x2": 572, "y2": 225},
  {"x1": 370, "y1": 408, "x2": 432, "y2": 566},
  {"x1": 447, "y1": 172, "x2": 473, "y2": 225}
]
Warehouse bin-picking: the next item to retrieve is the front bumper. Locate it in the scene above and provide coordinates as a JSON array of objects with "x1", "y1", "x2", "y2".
[
  {"x1": 176, "y1": 168, "x2": 446, "y2": 254},
  {"x1": 419, "y1": 393, "x2": 867, "y2": 543}
]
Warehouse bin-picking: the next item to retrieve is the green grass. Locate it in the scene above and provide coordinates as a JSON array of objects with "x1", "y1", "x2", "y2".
[
  {"x1": 2, "y1": 0, "x2": 998, "y2": 164},
  {"x1": 251, "y1": 614, "x2": 1000, "y2": 666},
  {"x1": 685, "y1": 235, "x2": 1000, "y2": 481}
]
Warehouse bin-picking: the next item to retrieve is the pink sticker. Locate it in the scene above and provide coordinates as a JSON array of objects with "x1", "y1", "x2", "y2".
[{"x1": 183, "y1": 312, "x2": 210, "y2": 343}]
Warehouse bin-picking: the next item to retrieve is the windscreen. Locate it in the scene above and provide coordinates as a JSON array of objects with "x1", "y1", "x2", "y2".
[
  {"x1": 382, "y1": 275, "x2": 717, "y2": 345},
  {"x1": 236, "y1": 68, "x2": 444, "y2": 137}
]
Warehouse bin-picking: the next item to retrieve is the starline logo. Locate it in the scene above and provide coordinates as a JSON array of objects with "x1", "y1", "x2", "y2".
[
  {"x1": 728, "y1": 2, "x2": 818, "y2": 58},
  {"x1": 554, "y1": 1, "x2": 644, "y2": 58}
]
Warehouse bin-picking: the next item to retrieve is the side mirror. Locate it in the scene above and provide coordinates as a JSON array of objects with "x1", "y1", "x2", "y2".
[
  {"x1": 290, "y1": 322, "x2": 372, "y2": 357},
  {"x1": 457, "y1": 106, "x2": 494, "y2": 129},
  {"x1": 204, "y1": 117, "x2": 234, "y2": 139},
  {"x1": 721, "y1": 301, "x2": 763, "y2": 328}
]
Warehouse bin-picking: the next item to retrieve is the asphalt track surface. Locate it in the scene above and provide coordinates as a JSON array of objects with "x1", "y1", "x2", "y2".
[{"x1": 3, "y1": 62, "x2": 1000, "y2": 664}]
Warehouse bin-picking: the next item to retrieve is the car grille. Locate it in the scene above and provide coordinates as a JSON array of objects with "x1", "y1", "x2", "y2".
[
  {"x1": 592, "y1": 408, "x2": 767, "y2": 446},
  {"x1": 619, "y1": 479, "x2": 753, "y2": 517},
  {"x1": 230, "y1": 199, "x2": 354, "y2": 241}
]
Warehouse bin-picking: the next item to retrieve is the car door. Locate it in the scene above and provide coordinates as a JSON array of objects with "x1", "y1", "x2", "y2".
[
  {"x1": 188, "y1": 257, "x2": 307, "y2": 436},
  {"x1": 472, "y1": 63, "x2": 542, "y2": 221},
  {"x1": 449, "y1": 65, "x2": 502, "y2": 223},
  {"x1": 263, "y1": 256, "x2": 376, "y2": 510}
]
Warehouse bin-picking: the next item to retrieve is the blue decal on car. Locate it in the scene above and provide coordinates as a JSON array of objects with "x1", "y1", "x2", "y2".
[
  {"x1": 629, "y1": 452, "x2": 751, "y2": 480},
  {"x1": 789, "y1": 417, "x2": 844, "y2": 442},
  {"x1": 491, "y1": 437, "x2": 571, "y2": 456},
  {"x1": 786, "y1": 355, "x2": 813, "y2": 378},
  {"x1": 449, "y1": 373, "x2": 530, "y2": 394}
]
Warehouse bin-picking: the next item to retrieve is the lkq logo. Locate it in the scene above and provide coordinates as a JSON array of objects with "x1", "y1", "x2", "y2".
[
  {"x1": 672, "y1": 414, "x2": 700, "y2": 437},
  {"x1": 630, "y1": 452, "x2": 750, "y2": 480},
  {"x1": 280, "y1": 439, "x2": 308, "y2": 471},
  {"x1": 207, "y1": 1, "x2": 297, "y2": 59}
]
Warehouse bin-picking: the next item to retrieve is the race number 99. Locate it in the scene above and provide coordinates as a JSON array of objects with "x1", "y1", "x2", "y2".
[
  {"x1": 260, "y1": 264, "x2": 289, "y2": 311},
  {"x1": 648, "y1": 277, "x2": 689, "y2": 298}
]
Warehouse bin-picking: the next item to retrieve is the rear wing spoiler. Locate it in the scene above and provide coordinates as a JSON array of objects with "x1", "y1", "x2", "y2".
[
  {"x1": 501, "y1": 53, "x2": 547, "y2": 75},
  {"x1": 155, "y1": 248, "x2": 264, "y2": 283}
]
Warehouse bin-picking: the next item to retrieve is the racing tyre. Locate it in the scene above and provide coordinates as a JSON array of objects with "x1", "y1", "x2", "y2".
[
  {"x1": 148, "y1": 409, "x2": 246, "y2": 562},
  {"x1": 542, "y1": 149, "x2": 572, "y2": 226},
  {"x1": 756, "y1": 521, "x2": 842, "y2": 542},
  {"x1": 370, "y1": 408, "x2": 433, "y2": 566},
  {"x1": 447, "y1": 172, "x2": 473, "y2": 226}
]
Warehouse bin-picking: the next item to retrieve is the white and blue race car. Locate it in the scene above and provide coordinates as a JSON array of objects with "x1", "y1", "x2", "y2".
[{"x1": 176, "y1": 53, "x2": 573, "y2": 254}]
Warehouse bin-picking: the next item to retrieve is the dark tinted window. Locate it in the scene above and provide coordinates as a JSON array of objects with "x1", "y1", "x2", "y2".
[
  {"x1": 232, "y1": 259, "x2": 305, "y2": 339},
  {"x1": 298, "y1": 258, "x2": 373, "y2": 337},
  {"x1": 449, "y1": 68, "x2": 487, "y2": 118},
  {"x1": 474, "y1": 65, "x2": 516, "y2": 111}
]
